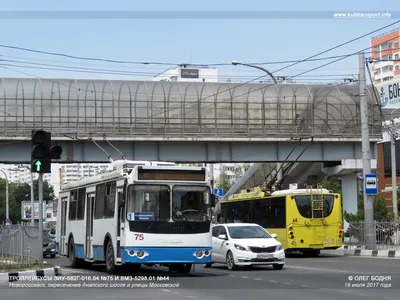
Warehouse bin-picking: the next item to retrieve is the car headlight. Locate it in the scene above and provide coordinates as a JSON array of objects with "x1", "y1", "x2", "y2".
[
  {"x1": 234, "y1": 244, "x2": 249, "y2": 251},
  {"x1": 48, "y1": 241, "x2": 55, "y2": 248},
  {"x1": 275, "y1": 244, "x2": 283, "y2": 251}
]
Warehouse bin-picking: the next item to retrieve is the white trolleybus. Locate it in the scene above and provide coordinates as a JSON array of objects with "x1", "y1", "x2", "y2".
[{"x1": 55, "y1": 160, "x2": 215, "y2": 274}]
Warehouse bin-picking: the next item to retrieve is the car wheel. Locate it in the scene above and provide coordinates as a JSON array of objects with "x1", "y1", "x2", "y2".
[
  {"x1": 50, "y1": 254, "x2": 56, "y2": 258},
  {"x1": 226, "y1": 251, "x2": 237, "y2": 270},
  {"x1": 68, "y1": 239, "x2": 78, "y2": 267},
  {"x1": 273, "y1": 264, "x2": 284, "y2": 270}
]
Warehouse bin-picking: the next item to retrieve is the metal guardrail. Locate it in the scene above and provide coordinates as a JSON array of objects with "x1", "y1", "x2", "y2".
[
  {"x1": 0, "y1": 224, "x2": 40, "y2": 268},
  {"x1": 346, "y1": 221, "x2": 400, "y2": 249}
]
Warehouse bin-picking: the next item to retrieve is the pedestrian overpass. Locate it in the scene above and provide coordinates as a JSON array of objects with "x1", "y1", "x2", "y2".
[{"x1": 0, "y1": 78, "x2": 381, "y2": 163}]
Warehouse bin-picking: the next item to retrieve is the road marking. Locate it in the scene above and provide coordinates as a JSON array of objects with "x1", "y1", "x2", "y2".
[
  {"x1": 186, "y1": 296, "x2": 198, "y2": 299},
  {"x1": 268, "y1": 280, "x2": 277, "y2": 283},
  {"x1": 284, "y1": 282, "x2": 292, "y2": 285},
  {"x1": 161, "y1": 289, "x2": 171, "y2": 292},
  {"x1": 228, "y1": 274, "x2": 236, "y2": 277},
  {"x1": 253, "y1": 278, "x2": 262, "y2": 280},
  {"x1": 241, "y1": 276, "x2": 249, "y2": 279},
  {"x1": 285, "y1": 265, "x2": 349, "y2": 273},
  {"x1": 301, "y1": 285, "x2": 312, "y2": 288}
]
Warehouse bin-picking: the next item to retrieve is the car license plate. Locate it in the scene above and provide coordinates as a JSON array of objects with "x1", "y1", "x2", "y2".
[
  {"x1": 257, "y1": 253, "x2": 273, "y2": 259},
  {"x1": 324, "y1": 238, "x2": 334, "y2": 244}
]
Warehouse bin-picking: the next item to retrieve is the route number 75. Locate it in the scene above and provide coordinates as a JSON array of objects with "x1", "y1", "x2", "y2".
[{"x1": 134, "y1": 234, "x2": 144, "y2": 240}]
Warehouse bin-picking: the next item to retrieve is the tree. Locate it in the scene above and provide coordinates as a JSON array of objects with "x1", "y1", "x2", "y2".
[{"x1": 0, "y1": 179, "x2": 55, "y2": 224}]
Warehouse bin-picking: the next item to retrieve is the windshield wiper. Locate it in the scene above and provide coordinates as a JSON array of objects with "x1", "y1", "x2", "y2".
[
  {"x1": 173, "y1": 205, "x2": 193, "y2": 229},
  {"x1": 148, "y1": 215, "x2": 161, "y2": 229}
]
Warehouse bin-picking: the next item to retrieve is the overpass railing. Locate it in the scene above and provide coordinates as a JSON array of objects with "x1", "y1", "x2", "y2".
[
  {"x1": 0, "y1": 224, "x2": 40, "y2": 269},
  {"x1": 0, "y1": 117, "x2": 381, "y2": 139},
  {"x1": 346, "y1": 221, "x2": 400, "y2": 249}
]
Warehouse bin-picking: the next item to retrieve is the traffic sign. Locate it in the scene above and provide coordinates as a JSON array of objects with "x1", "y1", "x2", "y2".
[
  {"x1": 365, "y1": 173, "x2": 378, "y2": 195},
  {"x1": 5, "y1": 218, "x2": 10, "y2": 224},
  {"x1": 214, "y1": 188, "x2": 223, "y2": 197}
]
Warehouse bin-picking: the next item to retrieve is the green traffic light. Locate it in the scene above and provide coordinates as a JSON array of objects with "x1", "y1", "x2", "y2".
[{"x1": 34, "y1": 160, "x2": 42, "y2": 172}]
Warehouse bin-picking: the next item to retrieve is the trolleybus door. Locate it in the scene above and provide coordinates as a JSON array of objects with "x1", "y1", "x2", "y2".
[
  {"x1": 116, "y1": 188, "x2": 124, "y2": 260},
  {"x1": 85, "y1": 193, "x2": 95, "y2": 259},
  {"x1": 60, "y1": 197, "x2": 68, "y2": 255}
]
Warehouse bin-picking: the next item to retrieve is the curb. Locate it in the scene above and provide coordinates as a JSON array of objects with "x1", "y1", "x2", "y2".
[
  {"x1": 0, "y1": 266, "x2": 61, "y2": 282},
  {"x1": 345, "y1": 249, "x2": 400, "y2": 258}
]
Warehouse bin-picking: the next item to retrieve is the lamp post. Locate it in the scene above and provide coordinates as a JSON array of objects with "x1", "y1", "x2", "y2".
[
  {"x1": 0, "y1": 169, "x2": 9, "y2": 225},
  {"x1": 231, "y1": 61, "x2": 278, "y2": 84},
  {"x1": 231, "y1": 61, "x2": 282, "y2": 181},
  {"x1": 390, "y1": 108, "x2": 400, "y2": 217}
]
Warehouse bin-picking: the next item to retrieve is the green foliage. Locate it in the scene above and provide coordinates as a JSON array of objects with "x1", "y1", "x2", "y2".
[
  {"x1": 0, "y1": 178, "x2": 55, "y2": 224},
  {"x1": 322, "y1": 176, "x2": 342, "y2": 194}
]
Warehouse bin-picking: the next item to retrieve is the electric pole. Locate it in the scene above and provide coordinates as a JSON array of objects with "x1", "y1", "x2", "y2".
[{"x1": 359, "y1": 52, "x2": 376, "y2": 250}]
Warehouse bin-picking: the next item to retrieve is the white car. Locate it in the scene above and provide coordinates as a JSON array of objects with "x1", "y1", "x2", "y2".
[{"x1": 205, "y1": 223, "x2": 285, "y2": 270}]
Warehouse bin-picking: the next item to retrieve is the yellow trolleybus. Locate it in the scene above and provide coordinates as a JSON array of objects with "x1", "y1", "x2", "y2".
[{"x1": 218, "y1": 185, "x2": 343, "y2": 256}]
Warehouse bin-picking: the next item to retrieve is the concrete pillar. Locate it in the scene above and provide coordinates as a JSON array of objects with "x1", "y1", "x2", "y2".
[{"x1": 341, "y1": 174, "x2": 358, "y2": 231}]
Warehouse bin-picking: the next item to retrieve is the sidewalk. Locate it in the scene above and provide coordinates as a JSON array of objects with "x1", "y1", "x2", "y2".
[
  {"x1": 322, "y1": 245, "x2": 400, "y2": 258},
  {"x1": 0, "y1": 266, "x2": 61, "y2": 283}
]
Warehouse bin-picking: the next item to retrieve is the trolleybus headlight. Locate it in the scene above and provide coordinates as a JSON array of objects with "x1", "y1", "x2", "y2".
[
  {"x1": 129, "y1": 250, "x2": 135, "y2": 255},
  {"x1": 204, "y1": 250, "x2": 210, "y2": 256},
  {"x1": 196, "y1": 250, "x2": 203, "y2": 257},
  {"x1": 137, "y1": 250, "x2": 144, "y2": 258}
]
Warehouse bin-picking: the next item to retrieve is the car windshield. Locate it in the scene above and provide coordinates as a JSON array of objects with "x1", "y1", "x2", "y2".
[
  {"x1": 228, "y1": 226, "x2": 271, "y2": 239},
  {"x1": 172, "y1": 185, "x2": 211, "y2": 221},
  {"x1": 126, "y1": 185, "x2": 170, "y2": 221}
]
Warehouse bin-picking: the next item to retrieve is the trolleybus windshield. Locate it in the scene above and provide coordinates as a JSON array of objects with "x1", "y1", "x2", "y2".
[{"x1": 172, "y1": 185, "x2": 211, "y2": 221}]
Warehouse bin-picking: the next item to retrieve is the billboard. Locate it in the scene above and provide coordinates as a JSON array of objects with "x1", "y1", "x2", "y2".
[
  {"x1": 180, "y1": 68, "x2": 199, "y2": 78},
  {"x1": 380, "y1": 79, "x2": 400, "y2": 109},
  {"x1": 21, "y1": 201, "x2": 46, "y2": 220}
]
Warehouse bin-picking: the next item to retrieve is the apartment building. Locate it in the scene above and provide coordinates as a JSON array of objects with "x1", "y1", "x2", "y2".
[{"x1": 370, "y1": 28, "x2": 400, "y2": 84}]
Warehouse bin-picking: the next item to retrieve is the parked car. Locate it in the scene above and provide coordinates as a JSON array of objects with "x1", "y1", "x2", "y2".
[
  {"x1": 205, "y1": 223, "x2": 285, "y2": 270},
  {"x1": 43, "y1": 230, "x2": 56, "y2": 258}
]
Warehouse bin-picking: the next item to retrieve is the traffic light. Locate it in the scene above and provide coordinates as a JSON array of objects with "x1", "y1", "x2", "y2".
[{"x1": 31, "y1": 130, "x2": 62, "y2": 174}]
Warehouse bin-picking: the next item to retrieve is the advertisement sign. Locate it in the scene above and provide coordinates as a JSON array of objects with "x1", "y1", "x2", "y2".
[
  {"x1": 21, "y1": 201, "x2": 46, "y2": 220},
  {"x1": 380, "y1": 79, "x2": 400, "y2": 109},
  {"x1": 181, "y1": 68, "x2": 199, "y2": 78},
  {"x1": 53, "y1": 199, "x2": 58, "y2": 217}
]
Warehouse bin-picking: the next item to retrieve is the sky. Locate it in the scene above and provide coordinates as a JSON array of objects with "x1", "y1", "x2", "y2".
[{"x1": 0, "y1": 0, "x2": 398, "y2": 84}]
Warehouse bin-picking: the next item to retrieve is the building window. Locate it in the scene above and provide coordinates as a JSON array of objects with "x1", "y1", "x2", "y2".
[
  {"x1": 394, "y1": 42, "x2": 399, "y2": 49},
  {"x1": 395, "y1": 54, "x2": 399, "y2": 60},
  {"x1": 46, "y1": 213, "x2": 52, "y2": 219},
  {"x1": 395, "y1": 65, "x2": 400, "y2": 71}
]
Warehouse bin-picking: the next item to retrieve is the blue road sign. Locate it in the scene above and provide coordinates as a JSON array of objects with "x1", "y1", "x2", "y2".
[
  {"x1": 214, "y1": 188, "x2": 223, "y2": 197},
  {"x1": 365, "y1": 173, "x2": 378, "y2": 195}
]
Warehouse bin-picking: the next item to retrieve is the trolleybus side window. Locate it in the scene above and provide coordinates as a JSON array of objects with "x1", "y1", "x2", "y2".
[
  {"x1": 257, "y1": 197, "x2": 285, "y2": 228},
  {"x1": 94, "y1": 184, "x2": 106, "y2": 219},
  {"x1": 68, "y1": 190, "x2": 77, "y2": 220},
  {"x1": 104, "y1": 182, "x2": 116, "y2": 218},
  {"x1": 294, "y1": 195, "x2": 312, "y2": 218},
  {"x1": 76, "y1": 188, "x2": 85, "y2": 220}
]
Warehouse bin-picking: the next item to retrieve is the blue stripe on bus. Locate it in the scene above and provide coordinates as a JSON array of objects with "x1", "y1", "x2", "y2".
[
  {"x1": 93, "y1": 246, "x2": 105, "y2": 261},
  {"x1": 74, "y1": 244, "x2": 85, "y2": 259},
  {"x1": 55, "y1": 242, "x2": 59, "y2": 254},
  {"x1": 120, "y1": 247, "x2": 212, "y2": 264}
]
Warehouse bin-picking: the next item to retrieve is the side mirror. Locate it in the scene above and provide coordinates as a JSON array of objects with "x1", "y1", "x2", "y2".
[
  {"x1": 210, "y1": 194, "x2": 216, "y2": 207},
  {"x1": 218, "y1": 234, "x2": 227, "y2": 240},
  {"x1": 271, "y1": 233, "x2": 278, "y2": 239}
]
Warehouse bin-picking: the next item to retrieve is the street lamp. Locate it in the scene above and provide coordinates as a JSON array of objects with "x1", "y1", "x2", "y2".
[
  {"x1": 390, "y1": 108, "x2": 400, "y2": 217},
  {"x1": 231, "y1": 61, "x2": 282, "y2": 182},
  {"x1": 231, "y1": 61, "x2": 278, "y2": 84},
  {"x1": 0, "y1": 169, "x2": 9, "y2": 225}
]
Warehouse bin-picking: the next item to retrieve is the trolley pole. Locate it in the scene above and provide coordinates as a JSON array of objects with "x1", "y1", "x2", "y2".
[
  {"x1": 359, "y1": 52, "x2": 376, "y2": 250},
  {"x1": 38, "y1": 173, "x2": 44, "y2": 265}
]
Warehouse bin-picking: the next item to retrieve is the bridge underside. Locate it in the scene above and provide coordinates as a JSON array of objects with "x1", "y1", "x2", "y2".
[{"x1": 0, "y1": 139, "x2": 377, "y2": 163}]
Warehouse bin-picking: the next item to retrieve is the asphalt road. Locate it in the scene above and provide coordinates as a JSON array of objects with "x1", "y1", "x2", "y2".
[{"x1": 1, "y1": 252, "x2": 399, "y2": 300}]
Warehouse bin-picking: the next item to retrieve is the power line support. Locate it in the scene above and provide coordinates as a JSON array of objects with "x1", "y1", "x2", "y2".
[
  {"x1": 359, "y1": 52, "x2": 376, "y2": 250},
  {"x1": 38, "y1": 173, "x2": 44, "y2": 265}
]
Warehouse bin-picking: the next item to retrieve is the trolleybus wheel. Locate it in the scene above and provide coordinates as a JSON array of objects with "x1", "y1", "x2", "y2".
[
  {"x1": 204, "y1": 263, "x2": 213, "y2": 268},
  {"x1": 68, "y1": 239, "x2": 78, "y2": 268},
  {"x1": 226, "y1": 251, "x2": 237, "y2": 270},
  {"x1": 179, "y1": 263, "x2": 192, "y2": 273},
  {"x1": 273, "y1": 264, "x2": 284, "y2": 270},
  {"x1": 105, "y1": 240, "x2": 116, "y2": 274}
]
